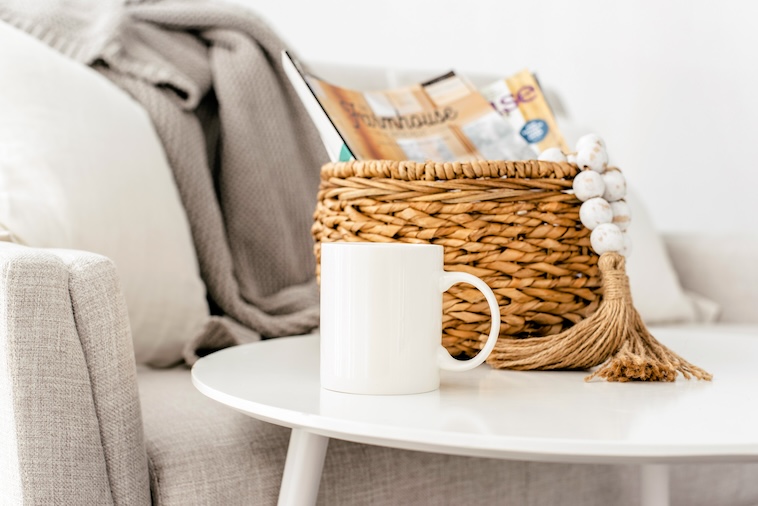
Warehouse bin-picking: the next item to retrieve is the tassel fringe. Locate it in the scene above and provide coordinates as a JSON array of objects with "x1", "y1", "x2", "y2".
[{"x1": 487, "y1": 252, "x2": 712, "y2": 382}]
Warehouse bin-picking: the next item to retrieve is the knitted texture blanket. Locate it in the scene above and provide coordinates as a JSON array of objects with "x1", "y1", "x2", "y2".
[{"x1": 0, "y1": 0, "x2": 327, "y2": 363}]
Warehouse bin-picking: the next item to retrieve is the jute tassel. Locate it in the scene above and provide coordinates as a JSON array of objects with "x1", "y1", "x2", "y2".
[{"x1": 487, "y1": 252, "x2": 713, "y2": 382}]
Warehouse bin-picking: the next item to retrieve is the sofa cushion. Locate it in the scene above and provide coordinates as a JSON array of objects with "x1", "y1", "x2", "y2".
[
  {"x1": 0, "y1": 22, "x2": 209, "y2": 366},
  {"x1": 138, "y1": 364, "x2": 758, "y2": 505},
  {"x1": 625, "y1": 189, "x2": 705, "y2": 323},
  {"x1": 137, "y1": 367, "x2": 288, "y2": 505}
]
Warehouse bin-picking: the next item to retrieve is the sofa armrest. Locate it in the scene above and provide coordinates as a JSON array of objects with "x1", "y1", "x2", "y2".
[
  {"x1": 0, "y1": 243, "x2": 150, "y2": 505},
  {"x1": 664, "y1": 234, "x2": 758, "y2": 324}
]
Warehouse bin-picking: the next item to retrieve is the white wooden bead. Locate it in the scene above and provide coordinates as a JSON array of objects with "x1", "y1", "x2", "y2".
[
  {"x1": 575, "y1": 144, "x2": 608, "y2": 173},
  {"x1": 590, "y1": 223, "x2": 624, "y2": 255},
  {"x1": 610, "y1": 199, "x2": 631, "y2": 231},
  {"x1": 602, "y1": 169, "x2": 627, "y2": 202},
  {"x1": 567, "y1": 153, "x2": 577, "y2": 165},
  {"x1": 621, "y1": 231, "x2": 633, "y2": 257},
  {"x1": 572, "y1": 170, "x2": 605, "y2": 202},
  {"x1": 538, "y1": 147, "x2": 567, "y2": 163},
  {"x1": 576, "y1": 133, "x2": 606, "y2": 151},
  {"x1": 580, "y1": 197, "x2": 612, "y2": 230}
]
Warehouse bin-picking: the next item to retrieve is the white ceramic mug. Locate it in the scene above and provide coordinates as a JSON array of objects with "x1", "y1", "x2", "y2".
[{"x1": 320, "y1": 242, "x2": 501, "y2": 395}]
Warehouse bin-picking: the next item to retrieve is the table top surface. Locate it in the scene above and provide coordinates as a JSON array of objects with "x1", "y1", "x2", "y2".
[{"x1": 191, "y1": 325, "x2": 758, "y2": 464}]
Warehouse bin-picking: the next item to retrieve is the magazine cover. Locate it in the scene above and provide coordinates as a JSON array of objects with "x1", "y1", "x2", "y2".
[
  {"x1": 305, "y1": 70, "x2": 537, "y2": 162},
  {"x1": 282, "y1": 51, "x2": 566, "y2": 163},
  {"x1": 480, "y1": 70, "x2": 568, "y2": 153}
]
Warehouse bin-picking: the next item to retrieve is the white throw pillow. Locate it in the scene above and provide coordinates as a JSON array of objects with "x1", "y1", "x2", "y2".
[
  {"x1": 0, "y1": 23, "x2": 209, "y2": 366},
  {"x1": 625, "y1": 189, "x2": 700, "y2": 323}
]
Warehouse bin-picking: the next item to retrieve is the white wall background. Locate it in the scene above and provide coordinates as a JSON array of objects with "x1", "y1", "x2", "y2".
[{"x1": 235, "y1": 0, "x2": 757, "y2": 233}]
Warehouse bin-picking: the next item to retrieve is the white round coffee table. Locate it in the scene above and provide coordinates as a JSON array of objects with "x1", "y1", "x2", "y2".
[{"x1": 192, "y1": 326, "x2": 758, "y2": 506}]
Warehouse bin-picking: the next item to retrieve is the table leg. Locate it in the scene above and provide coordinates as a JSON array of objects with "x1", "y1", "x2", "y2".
[
  {"x1": 277, "y1": 428, "x2": 330, "y2": 506},
  {"x1": 640, "y1": 464, "x2": 670, "y2": 506}
]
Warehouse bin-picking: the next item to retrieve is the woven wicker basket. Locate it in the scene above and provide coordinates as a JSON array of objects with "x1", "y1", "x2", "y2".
[{"x1": 312, "y1": 159, "x2": 603, "y2": 360}]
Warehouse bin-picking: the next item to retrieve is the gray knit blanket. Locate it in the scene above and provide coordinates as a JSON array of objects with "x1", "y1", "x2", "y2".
[{"x1": 0, "y1": 0, "x2": 327, "y2": 363}]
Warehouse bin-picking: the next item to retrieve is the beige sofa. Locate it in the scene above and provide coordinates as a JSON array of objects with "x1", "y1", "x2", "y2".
[{"x1": 1, "y1": 7, "x2": 757, "y2": 505}]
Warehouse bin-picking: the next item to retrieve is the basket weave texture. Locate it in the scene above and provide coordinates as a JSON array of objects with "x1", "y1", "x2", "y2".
[{"x1": 312, "y1": 159, "x2": 603, "y2": 359}]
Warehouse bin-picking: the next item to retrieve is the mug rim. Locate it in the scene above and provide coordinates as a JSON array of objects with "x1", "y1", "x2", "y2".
[{"x1": 321, "y1": 241, "x2": 441, "y2": 250}]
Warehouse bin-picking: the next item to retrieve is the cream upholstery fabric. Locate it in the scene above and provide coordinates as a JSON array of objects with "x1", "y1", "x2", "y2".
[
  {"x1": 0, "y1": 242, "x2": 150, "y2": 505},
  {"x1": 137, "y1": 367, "x2": 289, "y2": 505},
  {"x1": 50, "y1": 248, "x2": 151, "y2": 504},
  {"x1": 320, "y1": 444, "x2": 638, "y2": 506}
]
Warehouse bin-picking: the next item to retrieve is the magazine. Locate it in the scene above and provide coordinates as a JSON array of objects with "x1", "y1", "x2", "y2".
[
  {"x1": 282, "y1": 51, "x2": 566, "y2": 163},
  {"x1": 479, "y1": 70, "x2": 568, "y2": 154},
  {"x1": 282, "y1": 50, "x2": 351, "y2": 163}
]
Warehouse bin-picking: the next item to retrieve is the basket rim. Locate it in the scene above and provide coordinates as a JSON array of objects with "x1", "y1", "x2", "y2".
[{"x1": 321, "y1": 159, "x2": 581, "y2": 182}]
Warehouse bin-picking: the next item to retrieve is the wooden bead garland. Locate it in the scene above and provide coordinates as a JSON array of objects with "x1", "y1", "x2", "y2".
[
  {"x1": 570, "y1": 134, "x2": 630, "y2": 258},
  {"x1": 602, "y1": 169, "x2": 627, "y2": 202},
  {"x1": 572, "y1": 170, "x2": 605, "y2": 201},
  {"x1": 580, "y1": 197, "x2": 613, "y2": 231},
  {"x1": 610, "y1": 200, "x2": 631, "y2": 231},
  {"x1": 590, "y1": 222, "x2": 625, "y2": 254},
  {"x1": 537, "y1": 147, "x2": 568, "y2": 163}
]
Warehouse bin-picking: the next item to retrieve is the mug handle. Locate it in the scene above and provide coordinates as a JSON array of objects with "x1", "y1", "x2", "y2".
[{"x1": 437, "y1": 271, "x2": 501, "y2": 372}]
